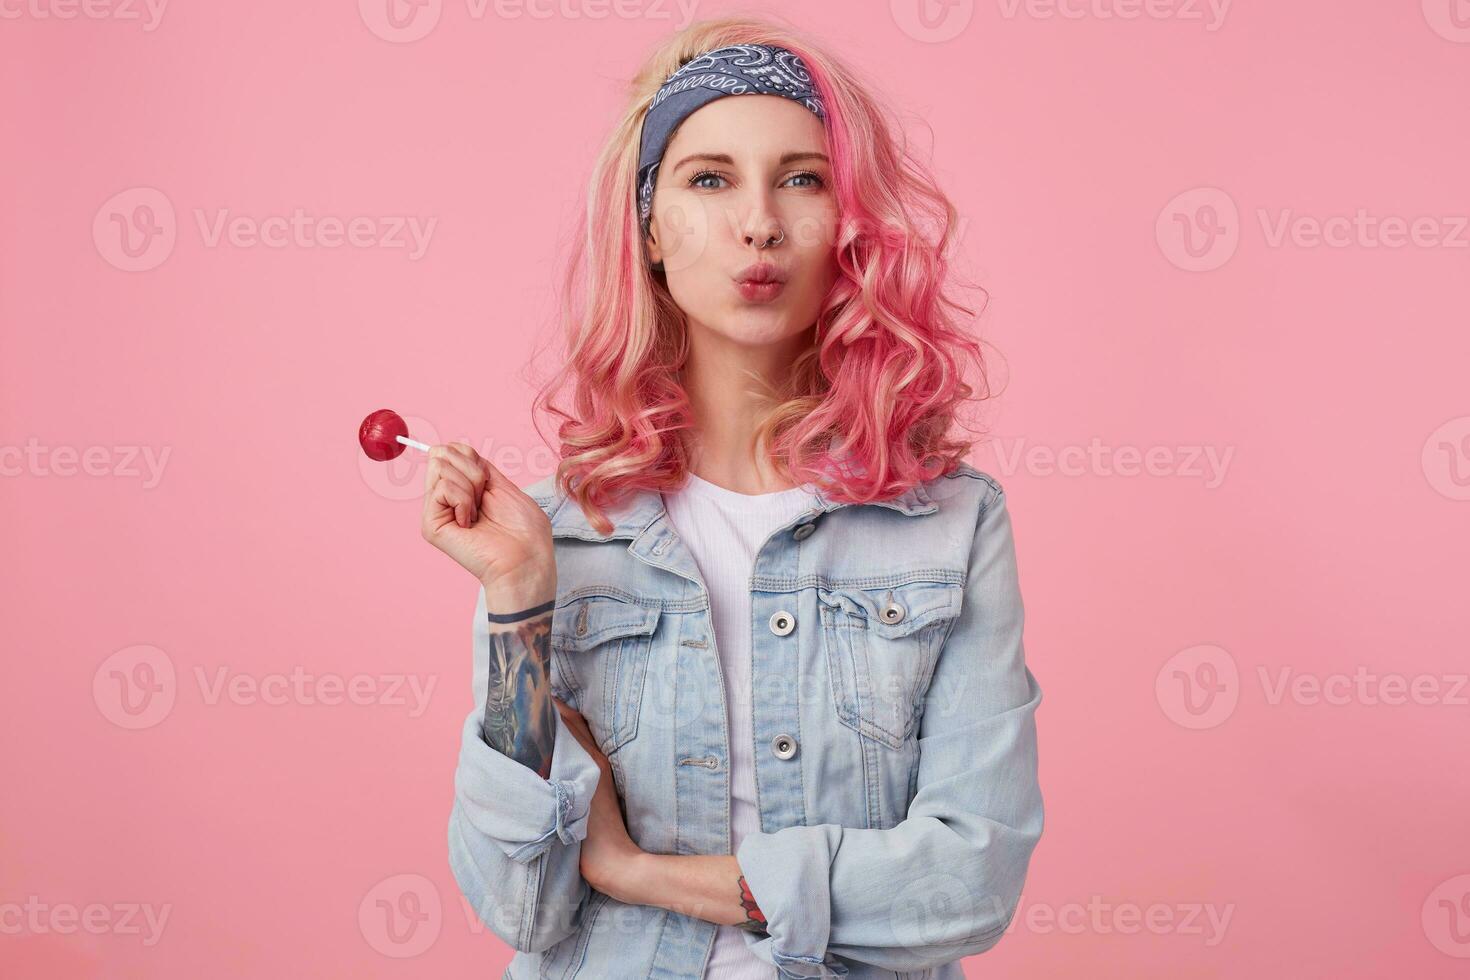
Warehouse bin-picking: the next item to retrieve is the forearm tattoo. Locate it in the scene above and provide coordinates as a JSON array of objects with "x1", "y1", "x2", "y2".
[
  {"x1": 735, "y1": 875, "x2": 768, "y2": 934},
  {"x1": 480, "y1": 605, "x2": 557, "y2": 780}
]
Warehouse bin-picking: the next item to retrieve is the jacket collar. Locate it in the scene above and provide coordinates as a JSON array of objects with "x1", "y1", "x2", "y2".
[{"x1": 548, "y1": 474, "x2": 937, "y2": 542}]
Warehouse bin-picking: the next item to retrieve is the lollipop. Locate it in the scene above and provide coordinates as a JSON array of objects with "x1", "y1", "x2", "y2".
[{"x1": 358, "y1": 409, "x2": 430, "y2": 461}]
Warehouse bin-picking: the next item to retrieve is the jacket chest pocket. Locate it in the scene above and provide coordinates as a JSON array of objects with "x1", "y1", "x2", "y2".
[
  {"x1": 818, "y1": 580, "x2": 963, "y2": 751},
  {"x1": 550, "y1": 595, "x2": 661, "y2": 756}
]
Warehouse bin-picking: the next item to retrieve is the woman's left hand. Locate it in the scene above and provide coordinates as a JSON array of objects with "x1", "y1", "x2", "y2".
[{"x1": 553, "y1": 697, "x2": 646, "y2": 900}]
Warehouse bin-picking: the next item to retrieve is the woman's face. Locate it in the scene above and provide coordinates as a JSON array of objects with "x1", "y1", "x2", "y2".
[{"x1": 645, "y1": 94, "x2": 839, "y2": 349}]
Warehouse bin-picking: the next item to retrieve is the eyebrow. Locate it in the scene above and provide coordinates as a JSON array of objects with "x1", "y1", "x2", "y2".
[{"x1": 668, "y1": 151, "x2": 830, "y2": 171}]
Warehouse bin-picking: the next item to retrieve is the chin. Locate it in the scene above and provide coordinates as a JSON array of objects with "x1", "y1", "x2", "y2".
[{"x1": 718, "y1": 311, "x2": 813, "y2": 345}]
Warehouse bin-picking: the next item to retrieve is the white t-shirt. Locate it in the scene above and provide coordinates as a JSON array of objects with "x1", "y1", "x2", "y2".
[{"x1": 660, "y1": 471, "x2": 821, "y2": 980}]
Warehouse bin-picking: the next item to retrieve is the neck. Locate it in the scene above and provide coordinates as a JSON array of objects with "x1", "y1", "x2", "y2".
[{"x1": 678, "y1": 320, "x2": 812, "y2": 494}]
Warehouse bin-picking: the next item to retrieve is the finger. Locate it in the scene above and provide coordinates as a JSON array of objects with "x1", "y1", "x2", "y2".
[
  {"x1": 434, "y1": 470, "x2": 478, "y2": 525},
  {"x1": 435, "y1": 467, "x2": 475, "y2": 503},
  {"x1": 441, "y1": 443, "x2": 491, "y2": 496},
  {"x1": 427, "y1": 444, "x2": 480, "y2": 493},
  {"x1": 460, "y1": 447, "x2": 514, "y2": 500},
  {"x1": 423, "y1": 453, "x2": 464, "y2": 499},
  {"x1": 431, "y1": 477, "x2": 474, "y2": 529}
]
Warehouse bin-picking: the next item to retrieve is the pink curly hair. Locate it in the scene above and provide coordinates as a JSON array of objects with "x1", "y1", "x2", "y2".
[{"x1": 529, "y1": 14, "x2": 995, "y2": 536}]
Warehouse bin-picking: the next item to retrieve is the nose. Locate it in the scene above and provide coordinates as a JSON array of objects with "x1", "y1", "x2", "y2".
[
  {"x1": 742, "y1": 218, "x2": 783, "y2": 251},
  {"x1": 739, "y1": 188, "x2": 783, "y2": 250}
]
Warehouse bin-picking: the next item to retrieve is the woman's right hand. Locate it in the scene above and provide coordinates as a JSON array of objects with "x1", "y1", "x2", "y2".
[{"x1": 420, "y1": 443, "x2": 557, "y2": 607}]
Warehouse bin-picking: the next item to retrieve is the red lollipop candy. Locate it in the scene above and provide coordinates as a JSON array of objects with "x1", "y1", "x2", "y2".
[{"x1": 359, "y1": 409, "x2": 429, "y2": 461}]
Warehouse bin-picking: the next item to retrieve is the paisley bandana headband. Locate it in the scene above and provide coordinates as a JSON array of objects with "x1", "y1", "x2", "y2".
[{"x1": 636, "y1": 43, "x2": 827, "y2": 239}]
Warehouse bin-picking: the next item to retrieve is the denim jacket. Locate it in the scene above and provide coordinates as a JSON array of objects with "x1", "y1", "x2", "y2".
[{"x1": 448, "y1": 462, "x2": 1044, "y2": 979}]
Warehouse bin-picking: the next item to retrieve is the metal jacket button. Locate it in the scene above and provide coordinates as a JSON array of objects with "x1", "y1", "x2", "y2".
[
  {"x1": 771, "y1": 733, "x2": 797, "y2": 760},
  {"x1": 879, "y1": 600, "x2": 905, "y2": 625},
  {"x1": 769, "y1": 610, "x2": 795, "y2": 636},
  {"x1": 792, "y1": 522, "x2": 816, "y2": 540}
]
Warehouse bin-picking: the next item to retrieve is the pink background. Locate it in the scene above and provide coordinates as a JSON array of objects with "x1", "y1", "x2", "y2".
[{"x1": 4, "y1": 1, "x2": 1469, "y2": 976}]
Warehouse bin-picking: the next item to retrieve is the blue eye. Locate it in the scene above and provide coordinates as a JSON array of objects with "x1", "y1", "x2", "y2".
[
  {"x1": 685, "y1": 170, "x2": 826, "y2": 190},
  {"x1": 688, "y1": 170, "x2": 726, "y2": 189}
]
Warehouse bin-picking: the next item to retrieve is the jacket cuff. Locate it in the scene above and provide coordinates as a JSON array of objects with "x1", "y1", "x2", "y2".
[
  {"x1": 736, "y1": 826, "x2": 850, "y2": 978},
  {"x1": 452, "y1": 707, "x2": 601, "y2": 865}
]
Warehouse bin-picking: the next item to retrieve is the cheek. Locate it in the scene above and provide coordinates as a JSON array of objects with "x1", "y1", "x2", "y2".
[
  {"x1": 664, "y1": 267, "x2": 714, "y2": 321},
  {"x1": 794, "y1": 261, "x2": 837, "y2": 314},
  {"x1": 653, "y1": 196, "x2": 720, "y2": 276},
  {"x1": 788, "y1": 207, "x2": 840, "y2": 255},
  {"x1": 793, "y1": 228, "x2": 840, "y2": 297}
]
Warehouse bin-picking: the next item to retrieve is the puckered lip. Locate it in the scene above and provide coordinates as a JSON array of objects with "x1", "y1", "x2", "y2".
[{"x1": 733, "y1": 262, "x2": 788, "y2": 285}]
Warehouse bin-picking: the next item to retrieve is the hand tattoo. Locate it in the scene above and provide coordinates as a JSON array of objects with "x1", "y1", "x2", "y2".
[
  {"x1": 735, "y1": 875, "x2": 768, "y2": 934},
  {"x1": 480, "y1": 604, "x2": 556, "y2": 780}
]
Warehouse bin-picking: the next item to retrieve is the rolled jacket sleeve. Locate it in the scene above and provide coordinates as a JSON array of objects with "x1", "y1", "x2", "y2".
[
  {"x1": 452, "y1": 701, "x2": 600, "y2": 863},
  {"x1": 447, "y1": 585, "x2": 603, "y2": 953},
  {"x1": 735, "y1": 480, "x2": 1044, "y2": 976}
]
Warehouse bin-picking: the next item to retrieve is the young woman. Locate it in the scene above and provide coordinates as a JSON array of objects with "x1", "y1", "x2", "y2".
[{"x1": 426, "y1": 18, "x2": 1043, "y2": 980}]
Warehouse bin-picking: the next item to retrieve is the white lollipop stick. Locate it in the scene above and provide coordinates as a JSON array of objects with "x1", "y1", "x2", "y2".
[{"x1": 396, "y1": 435, "x2": 431, "y2": 452}]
